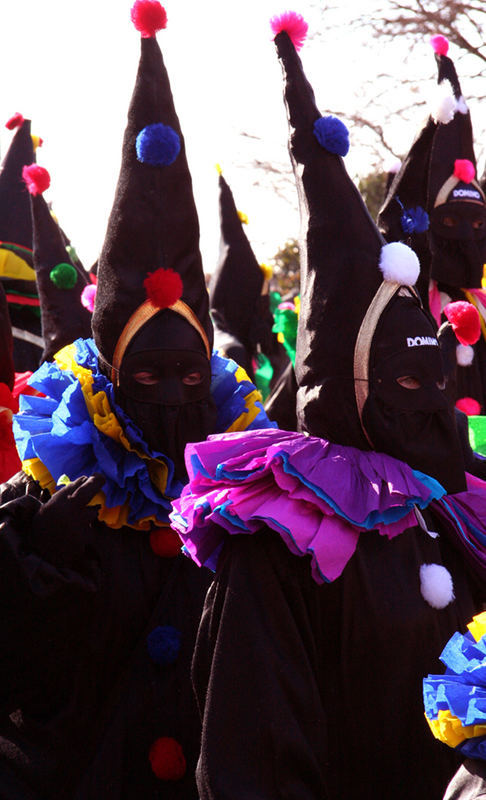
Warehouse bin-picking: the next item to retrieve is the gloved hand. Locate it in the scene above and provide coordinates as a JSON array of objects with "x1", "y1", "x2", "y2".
[{"x1": 30, "y1": 474, "x2": 105, "y2": 568}]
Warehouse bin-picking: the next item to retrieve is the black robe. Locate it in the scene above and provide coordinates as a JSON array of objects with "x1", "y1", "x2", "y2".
[
  {"x1": 0, "y1": 472, "x2": 211, "y2": 799},
  {"x1": 193, "y1": 515, "x2": 482, "y2": 799}
]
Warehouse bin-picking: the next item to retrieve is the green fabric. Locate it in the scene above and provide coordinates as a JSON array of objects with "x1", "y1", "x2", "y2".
[
  {"x1": 468, "y1": 415, "x2": 486, "y2": 456},
  {"x1": 254, "y1": 352, "x2": 274, "y2": 401}
]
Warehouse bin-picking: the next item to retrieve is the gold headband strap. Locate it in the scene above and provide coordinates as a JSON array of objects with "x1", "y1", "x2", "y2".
[
  {"x1": 353, "y1": 281, "x2": 403, "y2": 447},
  {"x1": 111, "y1": 298, "x2": 211, "y2": 385}
]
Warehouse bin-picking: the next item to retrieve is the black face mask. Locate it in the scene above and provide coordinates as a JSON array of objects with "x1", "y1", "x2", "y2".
[
  {"x1": 114, "y1": 312, "x2": 217, "y2": 481},
  {"x1": 429, "y1": 202, "x2": 486, "y2": 288},
  {"x1": 362, "y1": 297, "x2": 466, "y2": 494}
]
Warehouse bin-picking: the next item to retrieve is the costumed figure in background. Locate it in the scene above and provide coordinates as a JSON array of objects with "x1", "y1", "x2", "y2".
[
  {"x1": 170, "y1": 14, "x2": 486, "y2": 799},
  {"x1": 0, "y1": 2, "x2": 273, "y2": 797},
  {"x1": 379, "y1": 35, "x2": 486, "y2": 414},
  {"x1": 209, "y1": 166, "x2": 288, "y2": 392},
  {"x1": 0, "y1": 114, "x2": 44, "y2": 371},
  {"x1": 424, "y1": 612, "x2": 486, "y2": 799}
]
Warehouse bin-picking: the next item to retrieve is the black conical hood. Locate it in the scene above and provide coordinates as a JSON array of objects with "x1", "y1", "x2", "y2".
[
  {"x1": 0, "y1": 118, "x2": 35, "y2": 250},
  {"x1": 428, "y1": 44, "x2": 481, "y2": 209},
  {"x1": 378, "y1": 116, "x2": 437, "y2": 310},
  {"x1": 209, "y1": 171, "x2": 263, "y2": 349},
  {"x1": 93, "y1": 20, "x2": 212, "y2": 366},
  {"x1": 30, "y1": 190, "x2": 91, "y2": 362},
  {"x1": 275, "y1": 29, "x2": 387, "y2": 446}
]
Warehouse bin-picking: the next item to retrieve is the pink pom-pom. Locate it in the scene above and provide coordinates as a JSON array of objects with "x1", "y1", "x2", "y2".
[
  {"x1": 443, "y1": 301, "x2": 481, "y2": 345},
  {"x1": 149, "y1": 737, "x2": 186, "y2": 781},
  {"x1": 144, "y1": 268, "x2": 183, "y2": 308},
  {"x1": 81, "y1": 284, "x2": 97, "y2": 313},
  {"x1": 22, "y1": 164, "x2": 50, "y2": 196},
  {"x1": 5, "y1": 112, "x2": 24, "y2": 131},
  {"x1": 454, "y1": 159, "x2": 475, "y2": 184},
  {"x1": 270, "y1": 11, "x2": 308, "y2": 51},
  {"x1": 456, "y1": 397, "x2": 481, "y2": 416},
  {"x1": 430, "y1": 35, "x2": 449, "y2": 56},
  {"x1": 131, "y1": 0, "x2": 167, "y2": 37}
]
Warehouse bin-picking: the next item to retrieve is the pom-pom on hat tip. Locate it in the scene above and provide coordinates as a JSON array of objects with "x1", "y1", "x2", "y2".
[
  {"x1": 270, "y1": 11, "x2": 308, "y2": 50},
  {"x1": 131, "y1": 0, "x2": 167, "y2": 37},
  {"x1": 430, "y1": 34, "x2": 449, "y2": 56}
]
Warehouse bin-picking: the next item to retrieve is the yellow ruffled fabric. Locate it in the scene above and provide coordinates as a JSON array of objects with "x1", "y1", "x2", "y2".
[
  {"x1": 426, "y1": 708, "x2": 486, "y2": 748},
  {"x1": 24, "y1": 344, "x2": 170, "y2": 531}
]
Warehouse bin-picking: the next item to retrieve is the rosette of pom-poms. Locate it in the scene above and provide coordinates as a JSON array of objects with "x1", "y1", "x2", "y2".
[
  {"x1": 130, "y1": 0, "x2": 181, "y2": 168},
  {"x1": 424, "y1": 611, "x2": 486, "y2": 759}
]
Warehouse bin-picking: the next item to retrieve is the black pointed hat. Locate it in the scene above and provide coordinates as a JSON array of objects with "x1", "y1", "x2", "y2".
[
  {"x1": 92, "y1": 0, "x2": 212, "y2": 380},
  {"x1": 0, "y1": 115, "x2": 45, "y2": 371},
  {"x1": 272, "y1": 12, "x2": 422, "y2": 447},
  {"x1": 427, "y1": 36, "x2": 485, "y2": 216},
  {"x1": 23, "y1": 165, "x2": 92, "y2": 362},
  {"x1": 209, "y1": 167, "x2": 264, "y2": 350}
]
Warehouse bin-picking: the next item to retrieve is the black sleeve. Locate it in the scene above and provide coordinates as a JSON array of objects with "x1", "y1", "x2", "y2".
[
  {"x1": 0, "y1": 477, "x2": 99, "y2": 714},
  {"x1": 192, "y1": 529, "x2": 330, "y2": 800}
]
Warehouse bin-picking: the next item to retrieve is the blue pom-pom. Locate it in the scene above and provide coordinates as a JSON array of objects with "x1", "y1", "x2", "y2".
[
  {"x1": 147, "y1": 625, "x2": 182, "y2": 665},
  {"x1": 136, "y1": 123, "x2": 181, "y2": 166},
  {"x1": 313, "y1": 115, "x2": 349, "y2": 156},
  {"x1": 400, "y1": 206, "x2": 430, "y2": 234}
]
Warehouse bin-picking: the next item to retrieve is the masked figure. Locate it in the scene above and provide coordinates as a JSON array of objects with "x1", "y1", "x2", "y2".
[
  {"x1": 379, "y1": 35, "x2": 486, "y2": 414},
  {"x1": 171, "y1": 16, "x2": 486, "y2": 800},
  {"x1": 0, "y1": 4, "x2": 274, "y2": 798}
]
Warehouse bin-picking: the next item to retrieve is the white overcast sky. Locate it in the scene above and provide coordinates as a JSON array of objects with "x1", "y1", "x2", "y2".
[{"x1": 0, "y1": 0, "x2": 471, "y2": 274}]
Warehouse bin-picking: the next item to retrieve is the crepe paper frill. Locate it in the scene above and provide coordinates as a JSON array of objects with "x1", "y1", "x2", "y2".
[
  {"x1": 170, "y1": 428, "x2": 445, "y2": 583},
  {"x1": 424, "y1": 611, "x2": 486, "y2": 760},
  {"x1": 13, "y1": 339, "x2": 275, "y2": 532}
]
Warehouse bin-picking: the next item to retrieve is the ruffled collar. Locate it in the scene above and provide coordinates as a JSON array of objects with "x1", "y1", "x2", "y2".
[{"x1": 13, "y1": 339, "x2": 276, "y2": 531}]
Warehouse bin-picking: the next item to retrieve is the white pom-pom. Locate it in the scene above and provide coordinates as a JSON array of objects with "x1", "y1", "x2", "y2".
[
  {"x1": 430, "y1": 83, "x2": 456, "y2": 124},
  {"x1": 420, "y1": 563, "x2": 455, "y2": 609},
  {"x1": 456, "y1": 344, "x2": 474, "y2": 366},
  {"x1": 379, "y1": 242, "x2": 420, "y2": 285}
]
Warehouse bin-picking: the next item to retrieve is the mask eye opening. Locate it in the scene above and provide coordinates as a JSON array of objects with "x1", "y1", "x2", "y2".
[{"x1": 396, "y1": 375, "x2": 421, "y2": 390}]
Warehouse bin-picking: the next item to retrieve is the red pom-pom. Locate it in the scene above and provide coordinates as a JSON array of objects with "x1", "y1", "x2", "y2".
[
  {"x1": 5, "y1": 112, "x2": 24, "y2": 131},
  {"x1": 456, "y1": 397, "x2": 481, "y2": 416},
  {"x1": 454, "y1": 159, "x2": 475, "y2": 184},
  {"x1": 150, "y1": 528, "x2": 182, "y2": 557},
  {"x1": 443, "y1": 301, "x2": 481, "y2": 345},
  {"x1": 270, "y1": 11, "x2": 308, "y2": 51},
  {"x1": 149, "y1": 737, "x2": 186, "y2": 781},
  {"x1": 22, "y1": 164, "x2": 50, "y2": 196},
  {"x1": 430, "y1": 35, "x2": 449, "y2": 56},
  {"x1": 131, "y1": 0, "x2": 167, "y2": 37},
  {"x1": 144, "y1": 268, "x2": 183, "y2": 309}
]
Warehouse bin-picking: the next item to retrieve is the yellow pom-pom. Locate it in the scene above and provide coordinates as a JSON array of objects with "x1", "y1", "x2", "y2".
[
  {"x1": 237, "y1": 210, "x2": 248, "y2": 225},
  {"x1": 259, "y1": 263, "x2": 273, "y2": 281},
  {"x1": 215, "y1": 163, "x2": 222, "y2": 175}
]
